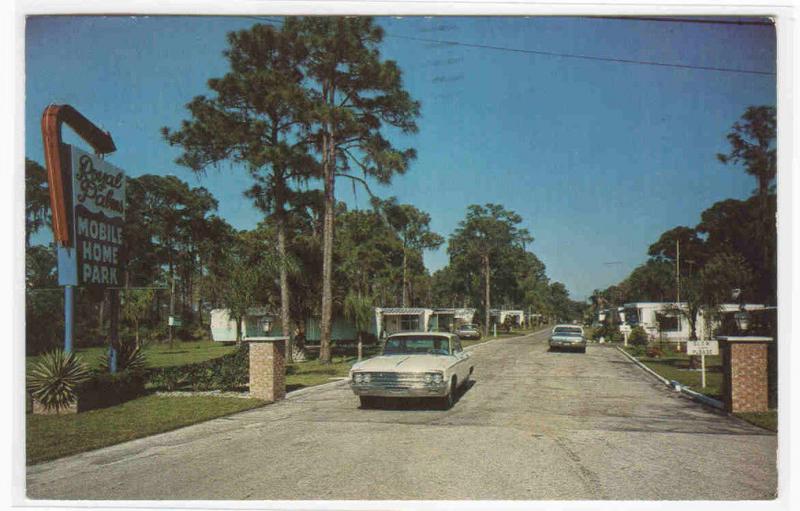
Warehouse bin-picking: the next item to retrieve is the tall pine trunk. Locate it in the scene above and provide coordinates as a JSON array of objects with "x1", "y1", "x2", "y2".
[
  {"x1": 168, "y1": 254, "x2": 175, "y2": 348},
  {"x1": 484, "y1": 255, "x2": 491, "y2": 338},
  {"x1": 277, "y1": 214, "x2": 293, "y2": 363},
  {"x1": 319, "y1": 125, "x2": 335, "y2": 364},
  {"x1": 401, "y1": 248, "x2": 408, "y2": 307}
]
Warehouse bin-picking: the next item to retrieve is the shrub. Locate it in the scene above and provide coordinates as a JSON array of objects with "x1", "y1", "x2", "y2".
[
  {"x1": 27, "y1": 349, "x2": 91, "y2": 413},
  {"x1": 627, "y1": 345, "x2": 646, "y2": 357},
  {"x1": 78, "y1": 370, "x2": 147, "y2": 411},
  {"x1": 595, "y1": 323, "x2": 621, "y2": 343},
  {"x1": 645, "y1": 346, "x2": 664, "y2": 358},
  {"x1": 98, "y1": 341, "x2": 148, "y2": 373},
  {"x1": 147, "y1": 343, "x2": 249, "y2": 391},
  {"x1": 629, "y1": 326, "x2": 649, "y2": 346}
]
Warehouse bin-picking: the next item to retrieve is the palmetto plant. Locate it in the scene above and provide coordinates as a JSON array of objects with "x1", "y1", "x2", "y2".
[
  {"x1": 98, "y1": 341, "x2": 148, "y2": 374},
  {"x1": 26, "y1": 349, "x2": 90, "y2": 413}
]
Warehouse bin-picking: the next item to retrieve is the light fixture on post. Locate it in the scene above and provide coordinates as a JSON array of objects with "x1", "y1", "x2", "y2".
[
  {"x1": 260, "y1": 316, "x2": 273, "y2": 335},
  {"x1": 731, "y1": 288, "x2": 748, "y2": 333}
]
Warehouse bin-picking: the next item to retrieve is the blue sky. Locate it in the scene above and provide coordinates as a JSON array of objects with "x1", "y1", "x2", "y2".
[{"x1": 25, "y1": 15, "x2": 776, "y2": 300}]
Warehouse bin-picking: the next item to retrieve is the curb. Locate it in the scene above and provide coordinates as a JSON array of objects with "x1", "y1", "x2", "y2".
[
  {"x1": 286, "y1": 378, "x2": 349, "y2": 399},
  {"x1": 615, "y1": 346, "x2": 724, "y2": 410}
]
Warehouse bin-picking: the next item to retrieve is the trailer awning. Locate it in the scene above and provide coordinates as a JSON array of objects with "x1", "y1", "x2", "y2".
[{"x1": 377, "y1": 308, "x2": 429, "y2": 315}]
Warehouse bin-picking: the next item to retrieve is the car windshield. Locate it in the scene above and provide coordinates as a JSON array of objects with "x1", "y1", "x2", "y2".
[
  {"x1": 554, "y1": 327, "x2": 582, "y2": 336},
  {"x1": 383, "y1": 336, "x2": 451, "y2": 355},
  {"x1": 458, "y1": 325, "x2": 475, "y2": 331}
]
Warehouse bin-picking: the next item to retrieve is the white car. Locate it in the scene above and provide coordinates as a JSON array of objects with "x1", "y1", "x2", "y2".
[
  {"x1": 350, "y1": 332, "x2": 473, "y2": 409},
  {"x1": 549, "y1": 324, "x2": 587, "y2": 353}
]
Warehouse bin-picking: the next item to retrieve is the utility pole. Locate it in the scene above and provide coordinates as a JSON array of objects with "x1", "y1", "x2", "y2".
[
  {"x1": 168, "y1": 272, "x2": 176, "y2": 348},
  {"x1": 676, "y1": 239, "x2": 681, "y2": 304}
]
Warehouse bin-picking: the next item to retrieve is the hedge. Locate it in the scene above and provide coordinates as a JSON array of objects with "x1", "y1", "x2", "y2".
[
  {"x1": 78, "y1": 370, "x2": 147, "y2": 411},
  {"x1": 147, "y1": 343, "x2": 249, "y2": 391}
]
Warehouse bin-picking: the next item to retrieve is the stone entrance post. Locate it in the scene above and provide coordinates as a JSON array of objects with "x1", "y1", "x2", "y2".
[
  {"x1": 717, "y1": 336, "x2": 774, "y2": 413},
  {"x1": 244, "y1": 337, "x2": 288, "y2": 402}
]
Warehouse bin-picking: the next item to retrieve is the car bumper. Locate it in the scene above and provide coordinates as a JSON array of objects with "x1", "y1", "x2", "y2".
[
  {"x1": 549, "y1": 341, "x2": 587, "y2": 348},
  {"x1": 350, "y1": 382, "x2": 449, "y2": 398},
  {"x1": 458, "y1": 334, "x2": 481, "y2": 340}
]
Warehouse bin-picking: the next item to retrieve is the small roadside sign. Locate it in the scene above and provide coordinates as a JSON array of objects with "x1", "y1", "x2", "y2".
[
  {"x1": 687, "y1": 340, "x2": 719, "y2": 389},
  {"x1": 168, "y1": 316, "x2": 182, "y2": 327},
  {"x1": 620, "y1": 324, "x2": 632, "y2": 346},
  {"x1": 687, "y1": 340, "x2": 719, "y2": 356}
]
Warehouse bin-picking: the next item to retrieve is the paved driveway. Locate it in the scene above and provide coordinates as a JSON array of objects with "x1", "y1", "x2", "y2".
[{"x1": 27, "y1": 328, "x2": 777, "y2": 500}]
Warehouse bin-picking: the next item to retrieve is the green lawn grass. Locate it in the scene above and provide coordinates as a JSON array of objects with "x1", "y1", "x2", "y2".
[
  {"x1": 735, "y1": 411, "x2": 778, "y2": 432},
  {"x1": 26, "y1": 340, "x2": 235, "y2": 372},
  {"x1": 26, "y1": 394, "x2": 265, "y2": 465},
  {"x1": 285, "y1": 355, "x2": 358, "y2": 392}
]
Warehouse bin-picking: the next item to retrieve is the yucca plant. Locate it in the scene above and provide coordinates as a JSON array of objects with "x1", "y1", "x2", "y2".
[
  {"x1": 98, "y1": 340, "x2": 148, "y2": 374},
  {"x1": 27, "y1": 349, "x2": 90, "y2": 413}
]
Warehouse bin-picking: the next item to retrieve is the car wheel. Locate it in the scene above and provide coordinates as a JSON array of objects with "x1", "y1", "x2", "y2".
[
  {"x1": 438, "y1": 377, "x2": 457, "y2": 410},
  {"x1": 580, "y1": 347, "x2": 586, "y2": 354},
  {"x1": 359, "y1": 396, "x2": 375, "y2": 409}
]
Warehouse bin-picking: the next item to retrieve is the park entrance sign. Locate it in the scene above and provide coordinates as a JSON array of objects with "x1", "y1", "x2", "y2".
[
  {"x1": 71, "y1": 146, "x2": 126, "y2": 286},
  {"x1": 41, "y1": 104, "x2": 121, "y2": 355}
]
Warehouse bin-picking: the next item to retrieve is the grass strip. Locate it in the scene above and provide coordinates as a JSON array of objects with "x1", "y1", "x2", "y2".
[
  {"x1": 27, "y1": 394, "x2": 265, "y2": 465},
  {"x1": 734, "y1": 411, "x2": 777, "y2": 432}
]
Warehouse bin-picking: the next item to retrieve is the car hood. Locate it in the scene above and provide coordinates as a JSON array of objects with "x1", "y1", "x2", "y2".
[{"x1": 351, "y1": 354, "x2": 453, "y2": 373}]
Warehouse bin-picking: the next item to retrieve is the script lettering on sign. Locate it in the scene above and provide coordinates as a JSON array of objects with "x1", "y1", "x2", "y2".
[{"x1": 71, "y1": 147, "x2": 126, "y2": 287}]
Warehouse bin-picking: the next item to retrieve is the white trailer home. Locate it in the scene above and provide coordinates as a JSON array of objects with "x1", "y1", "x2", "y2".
[
  {"x1": 489, "y1": 309, "x2": 525, "y2": 328},
  {"x1": 211, "y1": 308, "x2": 369, "y2": 343},
  {"x1": 210, "y1": 307, "x2": 283, "y2": 342},
  {"x1": 429, "y1": 308, "x2": 477, "y2": 332},
  {"x1": 373, "y1": 307, "x2": 434, "y2": 339},
  {"x1": 622, "y1": 302, "x2": 770, "y2": 342}
]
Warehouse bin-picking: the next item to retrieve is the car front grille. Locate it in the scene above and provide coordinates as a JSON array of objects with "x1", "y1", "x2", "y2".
[{"x1": 365, "y1": 372, "x2": 427, "y2": 389}]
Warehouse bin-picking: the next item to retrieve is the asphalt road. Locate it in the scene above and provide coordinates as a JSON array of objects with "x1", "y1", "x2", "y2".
[{"x1": 27, "y1": 328, "x2": 777, "y2": 500}]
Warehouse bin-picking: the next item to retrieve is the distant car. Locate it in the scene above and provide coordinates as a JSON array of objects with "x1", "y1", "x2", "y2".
[
  {"x1": 350, "y1": 332, "x2": 473, "y2": 409},
  {"x1": 456, "y1": 323, "x2": 481, "y2": 340},
  {"x1": 549, "y1": 324, "x2": 587, "y2": 353}
]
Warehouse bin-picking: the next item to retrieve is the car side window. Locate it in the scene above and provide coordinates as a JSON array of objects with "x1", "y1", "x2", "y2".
[{"x1": 453, "y1": 339, "x2": 463, "y2": 353}]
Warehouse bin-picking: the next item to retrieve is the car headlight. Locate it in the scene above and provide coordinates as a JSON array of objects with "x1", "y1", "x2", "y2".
[
  {"x1": 431, "y1": 372, "x2": 444, "y2": 384},
  {"x1": 362, "y1": 373, "x2": 371, "y2": 383},
  {"x1": 354, "y1": 373, "x2": 364, "y2": 383}
]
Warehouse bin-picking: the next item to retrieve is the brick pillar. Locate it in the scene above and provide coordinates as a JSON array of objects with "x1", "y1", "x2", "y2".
[
  {"x1": 247, "y1": 339, "x2": 286, "y2": 402},
  {"x1": 719, "y1": 336, "x2": 773, "y2": 413}
]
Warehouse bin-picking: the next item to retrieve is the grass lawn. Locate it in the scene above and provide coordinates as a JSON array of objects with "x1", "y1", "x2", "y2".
[
  {"x1": 623, "y1": 346, "x2": 723, "y2": 400},
  {"x1": 26, "y1": 340, "x2": 235, "y2": 372},
  {"x1": 26, "y1": 394, "x2": 265, "y2": 465},
  {"x1": 735, "y1": 411, "x2": 778, "y2": 432},
  {"x1": 286, "y1": 355, "x2": 360, "y2": 392}
]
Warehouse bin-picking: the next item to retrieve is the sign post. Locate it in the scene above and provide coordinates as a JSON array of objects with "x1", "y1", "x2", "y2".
[
  {"x1": 620, "y1": 324, "x2": 632, "y2": 347},
  {"x1": 687, "y1": 340, "x2": 719, "y2": 388}
]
